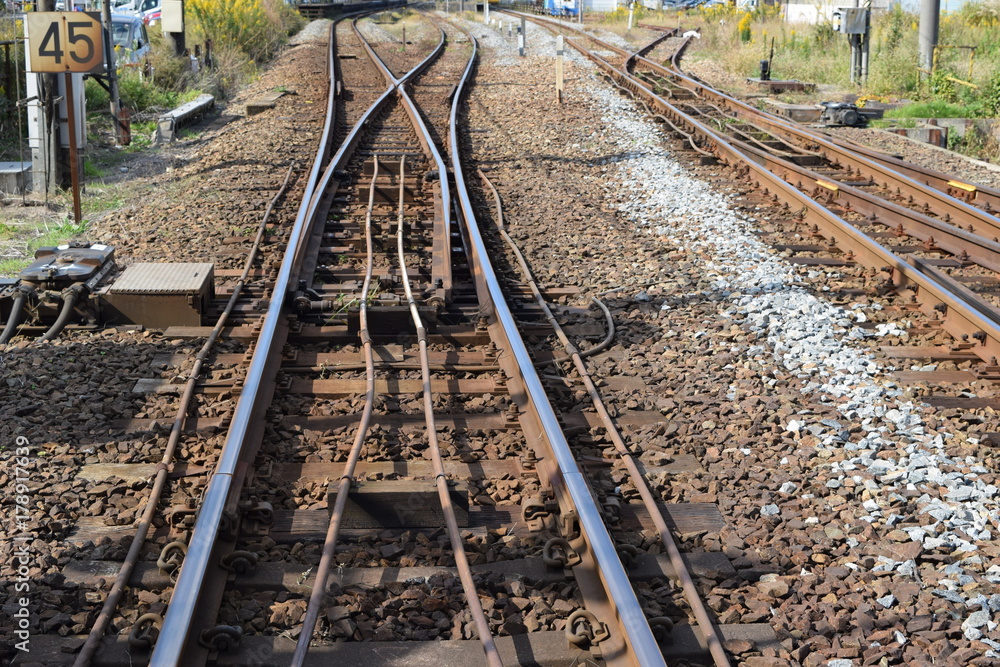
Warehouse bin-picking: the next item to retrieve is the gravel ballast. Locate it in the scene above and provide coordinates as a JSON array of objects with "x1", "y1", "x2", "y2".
[{"x1": 460, "y1": 12, "x2": 1000, "y2": 664}]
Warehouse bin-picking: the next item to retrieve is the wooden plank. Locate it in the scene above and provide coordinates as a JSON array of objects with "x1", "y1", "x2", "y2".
[
  {"x1": 62, "y1": 552, "x2": 732, "y2": 592},
  {"x1": 74, "y1": 455, "x2": 703, "y2": 488},
  {"x1": 283, "y1": 413, "x2": 509, "y2": 432},
  {"x1": 290, "y1": 378, "x2": 504, "y2": 396},
  {"x1": 152, "y1": 347, "x2": 501, "y2": 369},
  {"x1": 69, "y1": 501, "x2": 726, "y2": 546},
  {"x1": 330, "y1": 480, "x2": 469, "y2": 528},
  {"x1": 109, "y1": 416, "x2": 226, "y2": 432},
  {"x1": 267, "y1": 502, "x2": 725, "y2": 541},
  {"x1": 893, "y1": 370, "x2": 980, "y2": 384},
  {"x1": 130, "y1": 377, "x2": 504, "y2": 396},
  {"x1": 272, "y1": 460, "x2": 520, "y2": 482},
  {"x1": 164, "y1": 325, "x2": 258, "y2": 339},
  {"x1": 14, "y1": 632, "x2": 594, "y2": 667},
  {"x1": 104, "y1": 410, "x2": 667, "y2": 436},
  {"x1": 132, "y1": 378, "x2": 233, "y2": 394},
  {"x1": 77, "y1": 462, "x2": 208, "y2": 483},
  {"x1": 879, "y1": 345, "x2": 979, "y2": 361}
]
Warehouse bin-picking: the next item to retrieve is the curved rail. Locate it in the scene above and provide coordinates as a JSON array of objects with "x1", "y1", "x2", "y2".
[
  {"x1": 151, "y1": 17, "x2": 438, "y2": 665},
  {"x1": 479, "y1": 170, "x2": 730, "y2": 666},
  {"x1": 505, "y1": 10, "x2": 1000, "y2": 367},
  {"x1": 664, "y1": 44, "x2": 1000, "y2": 214},
  {"x1": 291, "y1": 19, "x2": 488, "y2": 662},
  {"x1": 447, "y1": 26, "x2": 668, "y2": 667}
]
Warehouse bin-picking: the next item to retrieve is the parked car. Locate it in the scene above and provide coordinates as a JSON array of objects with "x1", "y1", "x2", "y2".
[
  {"x1": 111, "y1": 14, "x2": 150, "y2": 66},
  {"x1": 112, "y1": 0, "x2": 140, "y2": 14},
  {"x1": 138, "y1": 0, "x2": 161, "y2": 25}
]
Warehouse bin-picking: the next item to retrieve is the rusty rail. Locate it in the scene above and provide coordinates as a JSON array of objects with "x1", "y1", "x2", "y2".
[
  {"x1": 448, "y1": 27, "x2": 667, "y2": 667},
  {"x1": 506, "y1": 10, "x2": 1000, "y2": 367},
  {"x1": 290, "y1": 157, "x2": 382, "y2": 667},
  {"x1": 481, "y1": 166, "x2": 731, "y2": 666}
]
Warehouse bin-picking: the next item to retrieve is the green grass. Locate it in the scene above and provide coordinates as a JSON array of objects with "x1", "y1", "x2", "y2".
[
  {"x1": 885, "y1": 100, "x2": 972, "y2": 118},
  {"x1": 0, "y1": 221, "x2": 89, "y2": 278},
  {"x1": 83, "y1": 159, "x2": 105, "y2": 179},
  {"x1": 872, "y1": 118, "x2": 918, "y2": 129}
]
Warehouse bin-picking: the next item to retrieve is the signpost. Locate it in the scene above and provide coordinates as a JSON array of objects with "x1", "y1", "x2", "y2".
[{"x1": 26, "y1": 12, "x2": 105, "y2": 223}]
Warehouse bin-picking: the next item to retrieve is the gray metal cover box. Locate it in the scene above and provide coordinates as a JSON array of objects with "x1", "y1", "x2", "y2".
[
  {"x1": 837, "y1": 8, "x2": 868, "y2": 34},
  {"x1": 103, "y1": 262, "x2": 214, "y2": 328},
  {"x1": 162, "y1": 0, "x2": 184, "y2": 32}
]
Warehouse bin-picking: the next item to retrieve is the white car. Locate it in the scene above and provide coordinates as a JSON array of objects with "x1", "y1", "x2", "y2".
[
  {"x1": 112, "y1": 0, "x2": 139, "y2": 14},
  {"x1": 137, "y1": 0, "x2": 161, "y2": 25}
]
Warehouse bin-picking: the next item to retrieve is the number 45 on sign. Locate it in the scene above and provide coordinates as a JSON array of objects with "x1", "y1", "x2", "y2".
[{"x1": 26, "y1": 12, "x2": 105, "y2": 74}]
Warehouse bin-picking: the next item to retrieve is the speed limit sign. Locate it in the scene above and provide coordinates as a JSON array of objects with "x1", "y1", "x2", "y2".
[{"x1": 26, "y1": 12, "x2": 105, "y2": 74}]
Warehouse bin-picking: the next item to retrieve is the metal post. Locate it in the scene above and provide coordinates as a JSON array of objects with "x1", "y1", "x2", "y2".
[
  {"x1": 861, "y1": 0, "x2": 870, "y2": 83},
  {"x1": 402, "y1": 25, "x2": 406, "y2": 50},
  {"x1": 919, "y1": 0, "x2": 940, "y2": 78},
  {"x1": 520, "y1": 16, "x2": 525, "y2": 56},
  {"x1": 556, "y1": 34, "x2": 564, "y2": 103},
  {"x1": 64, "y1": 73, "x2": 82, "y2": 224}
]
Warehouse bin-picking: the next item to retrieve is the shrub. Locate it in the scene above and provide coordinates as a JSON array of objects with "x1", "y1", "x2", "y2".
[
  {"x1": 885, "y1": 99, "x2": 970, "y2": 118},
  {"x1": 118, "y1": 69, "x2": 181, "y2": 113},
  {"x1": 186, "y1": 0, "x2": 303, "y2": 64}
]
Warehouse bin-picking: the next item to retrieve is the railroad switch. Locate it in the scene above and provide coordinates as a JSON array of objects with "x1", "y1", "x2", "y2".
[{"x1": 0, "y1": 242, "x2": 116, "y2": 343}]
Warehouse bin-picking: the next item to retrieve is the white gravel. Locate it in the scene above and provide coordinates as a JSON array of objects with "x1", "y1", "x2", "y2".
[
  {"x1": 460, "y1": 11, "x2": 1000, "y2": 653},
  {"x1": 586, "y1": 81, "x2": 1000, "y2": 648}
]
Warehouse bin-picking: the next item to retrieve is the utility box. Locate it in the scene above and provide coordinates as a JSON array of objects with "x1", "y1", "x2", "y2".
[
  {"x1": 834, "y1": 8, "x2": 868, "y2": 34},
  {"x1": 162, "y1": 0, "x2": 184, "y2": 32},
  {"x1": 102, "y1": 262, "x2": 214, "y2": 328}
]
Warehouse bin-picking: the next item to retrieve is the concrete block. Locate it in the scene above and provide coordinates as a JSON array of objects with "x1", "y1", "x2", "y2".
[{"x1": 0, "y1": 162, "x2": 32, "y2": 195}]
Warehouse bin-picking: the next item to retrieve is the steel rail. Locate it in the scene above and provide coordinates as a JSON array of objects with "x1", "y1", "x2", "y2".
[
  {"x1": 549, "y1": 28, "x2": 1000, "y2": 366},
  {"x1": 447, "y1": 28, "x2": 667, "y2": 667},
  {"x1": 665, "y1": 44, "x2": 1000, "y2": 214},
  {"x1": 821, "y1": 135, "x2": 1000, "y2": 214},
  {"x1": 152, "y1": 16, "x2": 441, "y2": 664},
  {"x1": 290, "y1": 158, "x2": 382, "y2": 667},
  {"x1": 477, "y1": 169, "x2": 617, "y2": 366},
  {"x1": 702, "y1": 122, "x2": 1000, "y2": 273},
  {"x1": 644, "y1": 49, "x2": 1000, "y2": 236},
  {"x1": 517, "y1": 12, "x2": 1000, "y2": 245},
  {"x1": 393, "y1": 155, "x2": 504, "y2": 666},
  {"x1": 480, "y1": 169, "x2": 731, "y2": 666},
  {"x1": 73, "y1": 162, "x2": 298, "y2": 667},
  {"x1": 356, "y1": 16, "x2": 454, "y2": 301}
]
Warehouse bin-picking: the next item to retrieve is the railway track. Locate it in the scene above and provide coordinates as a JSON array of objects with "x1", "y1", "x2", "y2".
[
  {"x1": 503, "y1": 10, "x2": 1000, "y2": 371},
  {"x1": 12, "y1": 11, "x2": 753, "y2": 667},
  {"x1": 11, "y1": 9, "x2": 1000, "y2": 667}
]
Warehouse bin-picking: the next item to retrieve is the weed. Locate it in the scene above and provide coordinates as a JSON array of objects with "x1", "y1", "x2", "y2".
[{"x1": 885, "y1": 100, "x2": 970, "y2": 118}]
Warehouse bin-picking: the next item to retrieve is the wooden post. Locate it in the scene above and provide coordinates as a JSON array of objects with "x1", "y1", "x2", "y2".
[
  {"x1": 102, "y1": 0, "x2": 124, "y2": 146},
  {"x1": 402, "y1": 25, "x2": 406, "y2": 50},
  {"x1": 64, "y1": 73, "x2": 82, "y2": 224},
  {"x1": 556, "y1": 34, "x2": 564, "y2": 103}
]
